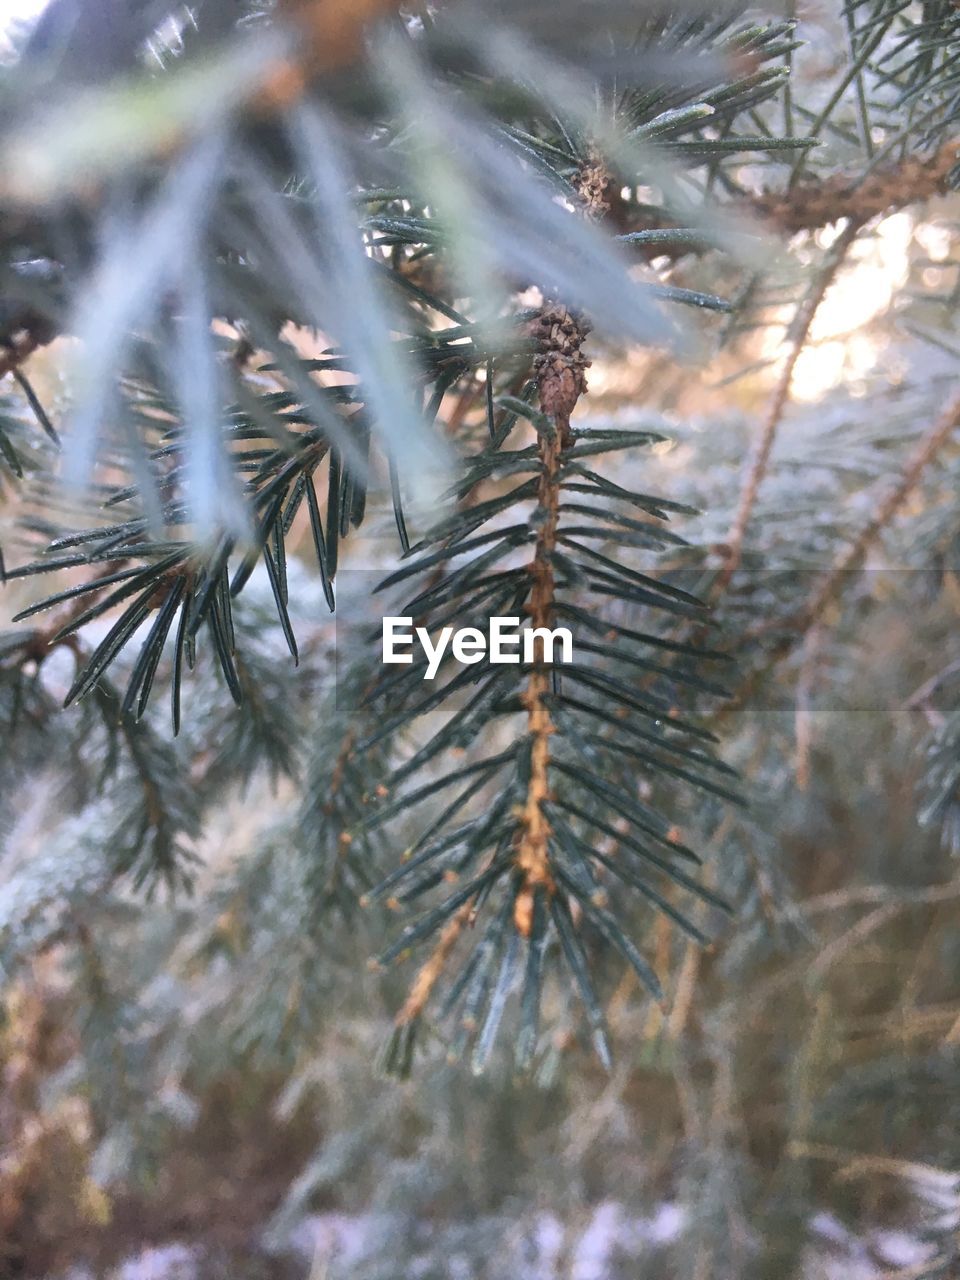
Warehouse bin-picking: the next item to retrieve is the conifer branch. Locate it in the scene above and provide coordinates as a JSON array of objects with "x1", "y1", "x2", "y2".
[
  {"x1": 623, "y1": 139, "x2": 960, "y2": 262},
  {"x1": 9, "y1": 0, "x2": 932, "y2": 1088},
  {"x1": 798, "y1": 387, "x2": 960, "y2": 630},
  {"x1": 513, "y1": 305, "x2": 592, "y2": 934},
  {"x1": 720, "y1": 388, "x2": 960, "y2": 727},
  {"x1": 753, "y1": 138, "x2": 960, "y2": 236}
]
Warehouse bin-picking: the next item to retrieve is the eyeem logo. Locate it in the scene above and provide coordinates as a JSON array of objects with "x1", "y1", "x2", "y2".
[{"x1": 383, "y1": 616, "x2": 573, "y2": 681}]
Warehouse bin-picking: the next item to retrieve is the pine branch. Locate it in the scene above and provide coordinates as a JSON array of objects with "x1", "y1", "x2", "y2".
[
  {"x1": 720, "y1": 388, "x2": 960, "y2": 724},
  {"x1": 513, "y1": 305, "x2": 590, "y2": 936},
  {"x1": 752, "y1": 138, "x2": 960, "y2": 236},
  {"x1": 798, "y1": 387, "x2": 960, "y2": 630},
  {"x1": 362, "y1": 329, "x2": 732, "y2": 1069}
]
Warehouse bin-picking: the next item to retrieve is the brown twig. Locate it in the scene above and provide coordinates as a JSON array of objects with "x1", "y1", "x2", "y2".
[
  {"x1": 715, "y1": 217, "x2": 863, "y2": 594},
  {"x1": 721, "y1": 382, "x2": 960, "y2": 718},
  {"x1": 718, "y1": 380, "x2": 959, "y2": 711},
  {"x1": 619, "y1": 139, "x2": 960, "y2": 268},
  {"x1": 796, "y1": 386, "x2": 960, "y2": 632},
  {"x1": 777, "y1": 876, "x2": 960, "y2": 919},
  {"x1": 395, "y1": 898, "x2": 474, "y2": 1025},
  {"x1": 752, "y1": 138, "x2": 960, "y2": 237},
  {"x1": 287, "y1": 0, "x2": 400, "y2": 63},
  {"x1": 513, "y1": 426, "x2": 563, "y2": 935},
  {"x1": 512, "y1": 304, "x2": 590, "y2": 937}
]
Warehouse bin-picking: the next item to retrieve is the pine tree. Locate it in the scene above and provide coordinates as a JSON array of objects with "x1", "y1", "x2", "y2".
[{"x1": 2, "y1": 1, "x2": 960, "y2": 1273}]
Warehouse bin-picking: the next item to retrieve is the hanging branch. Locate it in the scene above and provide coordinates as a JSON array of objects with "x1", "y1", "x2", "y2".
[
  {"x1": 362, "y1": 150, "x2": 736, "y2": 1072},
  {"x1": 382, "y1": 306, "x2": 596, "y2": 1061}
]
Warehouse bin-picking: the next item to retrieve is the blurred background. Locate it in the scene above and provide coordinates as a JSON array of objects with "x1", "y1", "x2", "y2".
[{"x1": 1, "y1": 2, "x2": 960, "y2": 1278}]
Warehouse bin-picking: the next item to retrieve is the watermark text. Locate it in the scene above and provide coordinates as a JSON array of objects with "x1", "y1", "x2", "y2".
[{"x1": 382, "y1": 616, "x2": 573, "y2": 680}]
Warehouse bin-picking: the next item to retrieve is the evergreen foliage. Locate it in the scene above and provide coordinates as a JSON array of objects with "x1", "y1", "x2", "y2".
[
  {"x1": 1, "y1": 0, "x2": 960, "y2": 1273},
  {"x1": 0, "y1": 0, "x2": 813, "y2": 1066}
]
